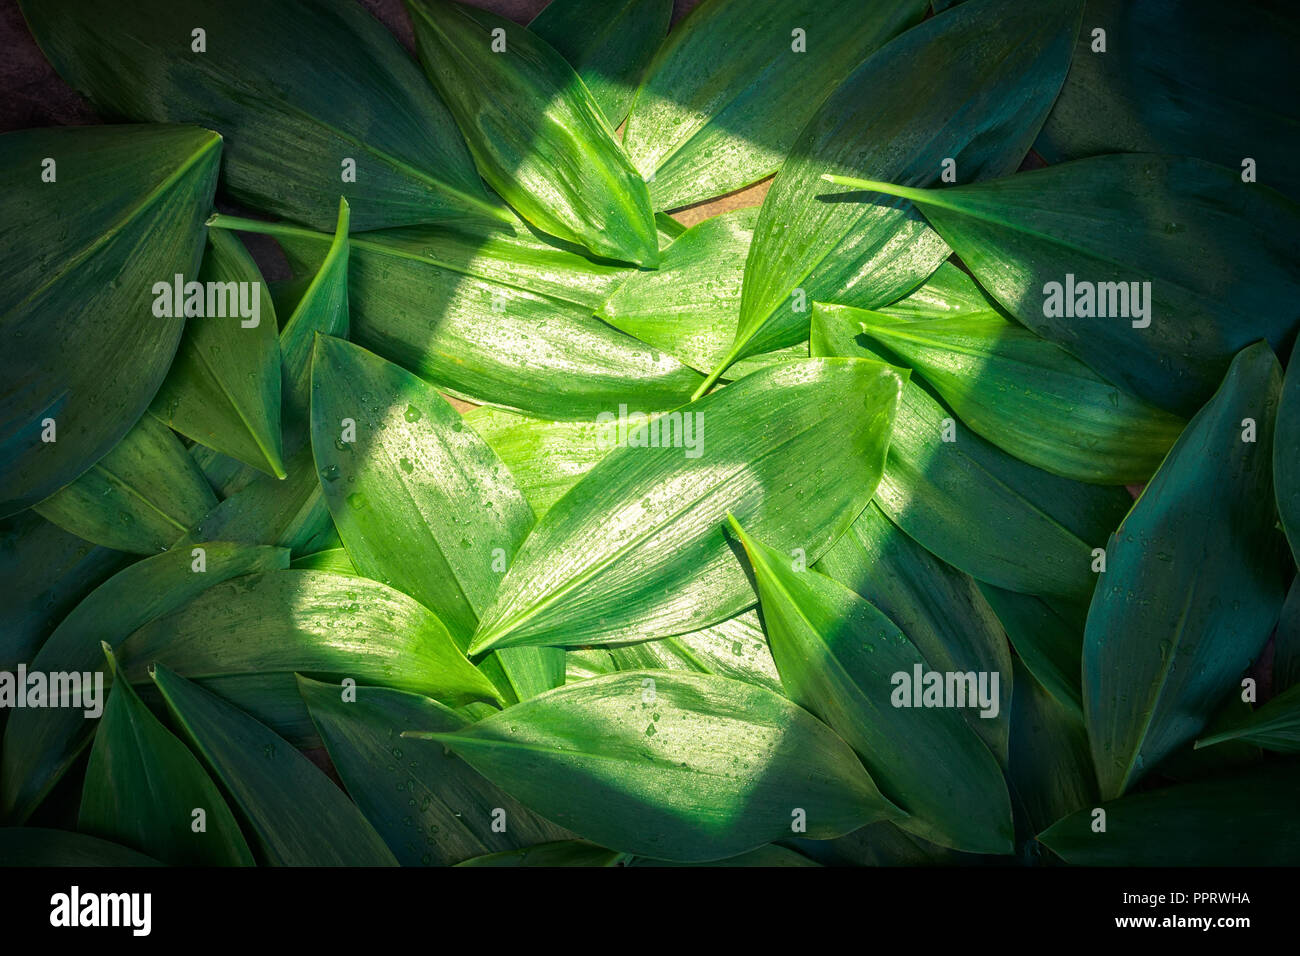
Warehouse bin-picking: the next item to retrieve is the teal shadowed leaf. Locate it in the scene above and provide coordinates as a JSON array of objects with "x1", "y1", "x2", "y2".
[
  {"x1": 19, "y1": 0, "x2": 503, "y2": 230},
  {"x1": 1083, "y1": 342, "x2": 1287, "y2": 799},
  {"x1": 0, "y1": 124, "x2": 220, "y2": 515}
]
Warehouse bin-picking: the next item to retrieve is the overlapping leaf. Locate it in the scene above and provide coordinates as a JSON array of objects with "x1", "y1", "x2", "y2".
[
  {"x1": 827, "y1": 156, "x2": 1300, "y2": 415},
  {"x1": 470, "y1": 358, "x2": 905, "y2": 652},
  {"x1": 848, "y1": 308, "x2": 1186, "y2": 483},
  {"x1": 299, "y1": 677, "x2": 571, "y2": 865},
  {"x1": 34, "y1": 415, "x2": 217, "y2": 554},
  {"x1": 1084, "y1": 343, "x2": 1287, "y2": 798},
  {"x1": 811, "y1": 303, "x2": 1129, "y2": 603},
  {"x1": 1036, "y1": 0, "x2": 1300, "y2": 199},
  {"x1": 78, "y1": 646, "x2": 254, "y2": 866},
  {"x1": 529, "y1": 0, "x2": 671, "y2": 129},
  {"x1": 151, "y1": 664, "x2": 397, "y2": 866},
  {"x1": 729, "y1": 518, "x2": 1013, "y2": 853},
  {"x1": 213, "y1": 215, "x2": 701, "y2": 419},
  {"x1": 148, "y1": 229, "x2": 284, "y2": 478},
  {"x1": 0, "y1": 543, "x2": 288, "y2": 822},
  {"x1": 410, "y1": 671, "x2": 903, "y2": 861},
  {"x1": 717, "y1": 0, "x2": 1082, "y2": 393},
  {"x1": 20, "y1": 0, "x2": 501, "y2": 230},
  {"x1": 622, "y1": 0, "x2": 928, "y2": 210},
  {"x1": 0, "y1": 124, "x2": 219, "y2": 515},
  {"x1": 407, "y1": 0, "x2": 658, "y2": 265}
]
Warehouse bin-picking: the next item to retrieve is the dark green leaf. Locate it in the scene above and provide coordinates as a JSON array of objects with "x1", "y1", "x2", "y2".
[
  {"x1": 0, "y1": 124, "x2": 219, "y2": 515},
  {"x1": 1276, "y1": 578, "x2": 1300, "y2": 692},
  {"x1": 815, "y1": 501, "x2": 1012, "y2": 762},
  {"x1": 1006, "y1": 660, "x2": 1096, "y2": 846},
  {"x1": 407, "y1": 0, "x2": 658, "y2": 265},
  {"x1": 729, "y1": 518, "x2": 1013, "y2": 854},
  {"x1": 299, "y1": 677, "x2": 571, "y2": 865},
  {"x1": 1036, "y1": 0, "x2": 1300, "y2": 199},
  {"x1": 1276, "y1": 336, "x2": 1300, "y2": 565},
  {"x1": 470, "y1": 358, "x2": 904, "y2": 652},
  {"x1": 78, "y1": 646, "x2": 254, "y2": 865},
  {"x1": 978, "y1": 584, "x2": 1085, "y2": 718},
  {"x1": 717, "y1": 0, "x2": 1081, "y2": 394},
  {"x1": 1038, "y1": 765, "x2": 1300, "y2": 866},
  {"x1": 622, "y1": 0, "x2": 928, "y2": 210},
  {"x1": 411, "y1": 671, "x2": 903, "y2": 861},
  {"x1": 828, "y1": 156, "x2": 1300, "y2": 415},
  {"x1": 34, "y1": 415, "x2": 217, "y2": 554},
  {"x1": 148, "y1": 229, "x2": 284, "y2": 479},
  {"x1": 1195, "y1": 683, "x2": 1300, "y2": 753},
  {"x1": 812, "y1": 303, "x2": 1130, "y2": 603},
  {"x1": 1084, "y1": 343, "x2": 1287, "y2": 798},
  {"x1": 848, "y1": 308, "x2": 1185, "y2": 483},
  {"x1": 529, "y1": 0, "x2": 671, "y2": 129},
  {"x1": 0, "y1": 828, "x2": 162, "y2": 867},
  {"x1": 0, "y1": 512, "x2": 127, "y2": 670},
  {"x1": 0, "y1": 543, "x2": 288, "y2": 822},
  {"x1": 21, "y1": 0, "x2": 501, "y2": 230},
  {"x1": 151, "y1": 663, "x2": 397, "y2": 866}
]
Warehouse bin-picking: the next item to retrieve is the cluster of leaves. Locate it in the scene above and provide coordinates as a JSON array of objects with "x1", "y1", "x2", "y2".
[{"x1": 1, "y1": 0, "x2": 1298, "y2": 867}]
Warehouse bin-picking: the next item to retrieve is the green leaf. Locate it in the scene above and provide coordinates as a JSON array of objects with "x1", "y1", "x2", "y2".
[
  {"x1": 878, "y1": 261, "x2": 1001, "y2": 320},
  {"x1": 848, "y1": 308, "x2": 1186, "y2": 483},
  {"x1": 828, "y1": 156, "x2": 1300, "y2": 415},
  {"x1": 529, "y1": 0, "x2": 671, "y2": 129},
  {"x1": 812, "y1": 303, "x2": 1130, "y2": 603},
  {"x1": 456, "y1": 841, "x2": 625, "y2": 867},
  {"x1": 0, "y1": 124, "x2": 220, "y2": 515},
  {"x1": 148, "y1": 229, "x2": 284, "y2": 479},
  {"x1": 469, "y1": 357, "x2": 905, "y2": 652},
  {"x1": 290, "y1": 547, "x2": 356, "y2": 575},
  {"x1": 815, "y1": 501, "x2": 1012, "y2": 762},
  {"x1": 622, "y1": 0, "x2": 928, "y2": 210},
  {"x1": 598, "y1": 207, "x2": 804, "y2": 376},
  {"x1": 150, "y1": 663, "x2": 397, "y2": 866},
  {"x1": 728, "y1": 517, "x2": 1013, "y2": 854},
  {"x1": 714, "y1": 0, "x2": 1081, "y2": 396},
  {"x1": 181, "y1": 443, "x2": 336, "y2": 557},
  {"x1": 34, "y1": 415, "x2": 217, "y2": 554},
  {"x1": 1084, "y1": 343, "x2": 1288, "y2": 798},
  {"x1": 212, "y1": 216, "x2": 701, "y2": 420},
  {"x1": 0, "y1": 543, "x2": 288, "y2": 823},
  {"x1": 1276, "y1": 578, "x2": 1300, "y2": 692},
  {"x1": 0, "y1": 828, "x2": 162, "y2": 867},
  {"x1": 310, "y1": 336, "x2": 563, "y2": 701},
  {"x1": 462, "y1": 408, "x2": 611, "y2": 518},
  {"x1": 978, "y1": 584, "x2": 1085, "y2": 718},
  {"x1": 410, "y1": 670, "x2": 903, "y2": 861},
  {"x1": 1005, "y1": 660, "x2": 1096, "y2": 847},
  {"x1": 1035, "y1": 0, "x2": 1300, "y2": 199},
  {"x1": 78, "y1": 645, "x2": 254, "y2": 865},
  {"x1": 1194, "y1": 683, "x2": 1300, "y2": 753},
  {"x1": 605, "y1": 611, "x2": 783, "y2": 694},
  {"x1": 280, "y1": 199, "x2": 350, "y2": 433},
  {"x1": 407, "y1": 0, "x2": 658, "y2": 266},
  {"x1": 1276, "y1": 337, "x2": 1300, "y2": 565},
  {"x1": 298, "y1": 677, "x2": 571, "y2": 866},
  {"x1": 0, "y1": 512, "x2": 127, "y2": 670},
  {"x1": 117, "y1": 570, "x2": 503, "y2": 709},
  {"x1": 20, "y1": 0, "x2": 502, "y2": 231},
  {"x1": 1038, "y1": 765, "x2": 1300, "y2": 866}
]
